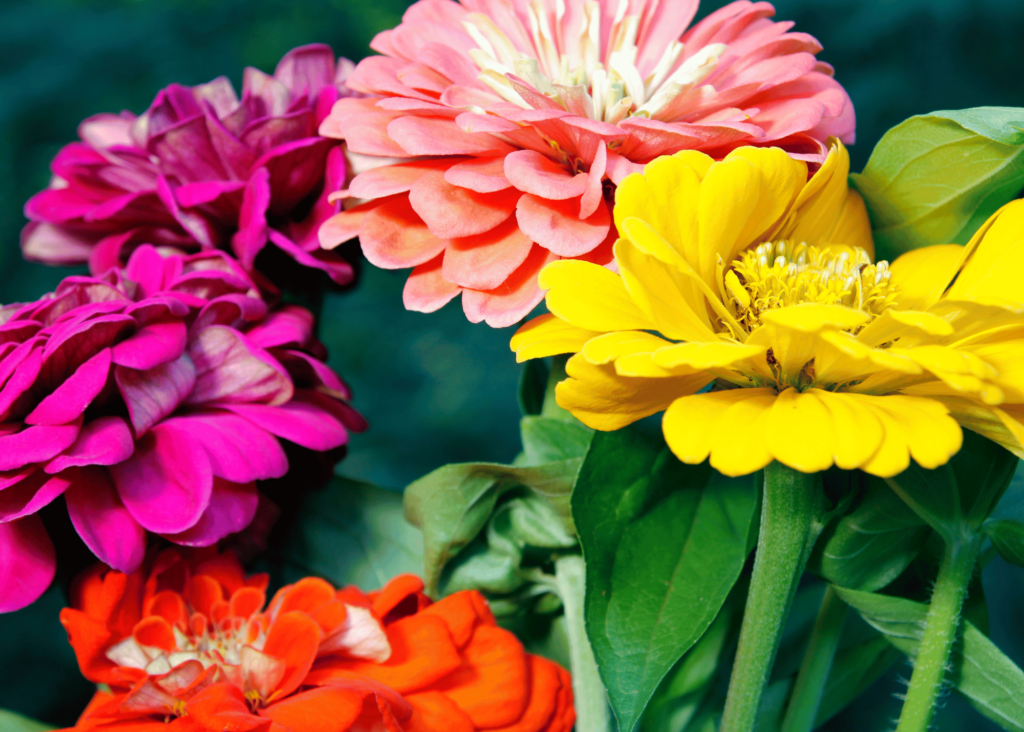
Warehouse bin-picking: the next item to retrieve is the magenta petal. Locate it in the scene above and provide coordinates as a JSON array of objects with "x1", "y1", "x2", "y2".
[
  {"x1": 163, "y1": 412, "x2": 287, "y2": 483},
  {"x1": 274, "y1": 43, "x2": 336, "y2": 98},
  {"x1": 115, "y1": 353, "x2": 197, "y2": 435},
  {"x1": 221, "y1": 401, "x2": 346, "y2": 451},
  {"x1": 0, "y1": 515, "x2": 55, "y2": 613},
  {"x1": 109, "y1": 421, "x2": 213, "y2": 534},
  {"x1": 111, "y1": 321, "x2": 187, "y2": 370},
  {"x1": 25, "y1": 348, "x2": 112, "y2": 426},
  {"x1": 0, "y1": 470, "x2": 72, "y2": 522},
  {"x1": 163, "y1": 478, "x2": 258, "y2": 547},
  {"x1": 242, "y1": 305, "x2": 313, "y2": 349},
  {"x1": 125, "y1": 244, "x2": 175, "y2": 299},
  {"x1": 192, "y1": 295, "x2": 268, "y2": 333},
  {"x1": 65, "y1": 467, "x2": 146, "y2": 573},
  {"x1": 266, "y1": 230, "x2": 355, "y2": 285},
  {"x1": 44, "y1": 416, "x2": 134, "y2": 474},
  {"x1": 230, "y1": 167, "x2": 271, "y2": 270},
  {"x1": 0, "y1": 421, "x2": 82, "y2": 471},
  {"x1": 0, "y1": 344, "x2": 43, "y2": 421},
  {"x1": 254, "y1": 136, "x2": 334, "y2": 214},
  {"x1": 186, "y1": 325, "x2": 292, "y2": 406}
]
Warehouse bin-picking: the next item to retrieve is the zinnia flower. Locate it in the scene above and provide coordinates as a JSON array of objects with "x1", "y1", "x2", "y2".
[
  {"x1": 319, "y1": 0, "x2": 854, "y2": 327},
  {"x1": 511, "y1": 140, "x2": 1024, "y2": 477},
  {"x1": 60, "y1": 549, "x2": 576, "y2": 732},
  {"x1": 0, "y1": 245, "x2": 364, "y2": 613},
  {"x1": 23, "y1": 44, "x2": 356, "y2": 287}
]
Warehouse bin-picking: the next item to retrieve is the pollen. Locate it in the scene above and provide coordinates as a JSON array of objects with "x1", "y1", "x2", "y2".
[{"x1": 727, "y1": 241, "x2": 897, "y2": 332}]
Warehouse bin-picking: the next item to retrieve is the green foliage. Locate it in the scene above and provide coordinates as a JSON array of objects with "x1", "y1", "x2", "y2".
[
  {"x1": 0, "y1": 710, "x2": 53, "y2": 732},
  {"x1": 275, "y1": 476, "x2": 423, "y2": 589},
  {"x1": 985, "y1": 521, "x2": 1024, "y2": 568},
  {"x1": 573, "y1": 426, "x2": 759, "y2": 732},
  {"x1": 810, "y1": 476, "x2": 930, "y2": 592},
  {"x1": 852, "y1": 107, "x2": 1024, "y2": 261},
  {"x1": 837, "y1": 587, "x2": 1024, "y2": 731}
]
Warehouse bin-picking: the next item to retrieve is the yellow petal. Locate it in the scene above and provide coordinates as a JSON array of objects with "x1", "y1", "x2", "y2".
[
  {"x1": 890, "y1": 244, "x2": 965, "y2": 311},
  {"x1": 556, "y1": 353, "x2": 710, "y2": 431},
  {"x1": 581, "y1": 331, "x2": 672, "y2": 365},
  {"x1": 847, "y1": 393, "x2": 963, "y2": 476},
  {"x1": 751, "y1": 305, "x2": 870, "y2": 381},
  {"x1": 760, "y1": 304, "x2": 872, "y2": 333},
  {"x1": 653, "y1": 341, "x2": 767, "y2": 370},
  {"x1": 540, "y1": 260, "x2": 653, "y2": 332},
  {"x1": 811, "y1": 389, "x2": 884, "y2": 470},
  {"x1": 788, "y1": 139, "x2": 853, "y2": 245},
  {"x1": 824, "y1": 190, "x2": 875, "y2": 258},
  {"x1": 946, "y1": 200, "x2": 1024, "y2": 306},
  {"x1": 764, "y1": 388, "x2": 837, "y2": 473},
  {"x1": 933, "y1": 396, "x2": 1024, "y2": 460},
  {"x1": 511, "y1": 314, "x2": 598, "y2": 362},
  {"x1": 708, "y1": 392, "x2": 777, "y2": 476},
  {"x1": 856, "y1": 308, "x2": 954, "y2": 349},
  {"x1": 662, "y1": 389, "x2": 770, "y2": 465},
  {"x1": 725, "y1": 146, "x2": 807, "y2": 242}
]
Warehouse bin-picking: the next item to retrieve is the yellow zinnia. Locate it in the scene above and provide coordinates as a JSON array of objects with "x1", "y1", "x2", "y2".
[{"x1": 511, "y1": 140, "x2": 1024, "y2": 478}]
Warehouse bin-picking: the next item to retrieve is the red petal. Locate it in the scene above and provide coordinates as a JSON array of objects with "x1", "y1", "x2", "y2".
[{"x1": 263, "y1": 611, "x2": 323, "y2": 698}]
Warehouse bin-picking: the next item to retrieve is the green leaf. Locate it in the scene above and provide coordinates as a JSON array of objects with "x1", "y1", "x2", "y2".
[
  {"x1": 991, "y1": 460, "x2": 1024, "y2": 524},
  {"x1": 810, "y1": 477, "x2": 929, "y2": 592},
  {"x1": 953, "y1": 431, "x2": 1020, "y2": 526},
  {"x1": 405, "y1": 460, "x2": 580, "y2": 593},
  {"x1": 574, "y1": 427, "x2": 759, "y2": 731},
  {"x1": 518, "y1": 359, "x2": 548, "y2": 417},
  {"x1": 520, "y1": 416, "x2": 593, "y2": 465},
  {"x1": 851, "y1": 107, "x2": 1024, "y2": 261},
  {"x1": 0, "y1": 710, "x2": 53, "y2": 731},
  {"x1": 277, "y1": 476, "x2": 423, "y2": 590},
  {"x1": 884, "y1": 463, "x2": 961, "y2": 541},
  {"x1": 986, "y1": 520, "x2": 1024, "y2": 568},
  {"x1": 836, "y1": 586, "x2": 1024, "y2": 731},
  {"x1": 815, "y1": 635, "x2": 902, "y2": 726}
]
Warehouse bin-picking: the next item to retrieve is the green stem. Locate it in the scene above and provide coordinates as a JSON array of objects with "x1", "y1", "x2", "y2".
[
  {"x1": 895, "y1": 536, "x2": 982, "y2": 732},
  {"x1": 554, "y1": 555, "x2": 610, "y2": 732},
  {"x1": 780, "y1": 586, "x2": 848, "y2": 732},
  {"x1": 720, "y1": 463, "x2": 826, "y2": 732}
]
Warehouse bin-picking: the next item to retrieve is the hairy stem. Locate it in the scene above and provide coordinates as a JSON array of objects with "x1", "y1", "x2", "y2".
[{"x1": 720, "y1": 463, "x2": 826, "y2": 732}]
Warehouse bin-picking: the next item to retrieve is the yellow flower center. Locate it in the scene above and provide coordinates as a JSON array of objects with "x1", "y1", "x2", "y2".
[{"x1": 725, "y1": 241, "x2": 897, "y2": 332}]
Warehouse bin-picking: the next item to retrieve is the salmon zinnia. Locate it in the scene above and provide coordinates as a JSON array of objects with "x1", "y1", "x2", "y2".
[
  {"x1": 511, "y1": 140, "x2": 1024, "y2": 477},
  {"x1": 320, "y1": 0, "x2": 854, "y2": 327},
  {"x1": 60, "y1": 549, "x2": 575, "y2": 731}
]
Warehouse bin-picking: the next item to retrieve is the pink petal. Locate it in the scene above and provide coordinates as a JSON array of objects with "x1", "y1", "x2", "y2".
[
  {"x1": 387, "y1": 115, "x2": 511, "y2": 156},
  {"x1": 273, "y1": 349, "x2": 350, "y2": 399},
  {"x1": 20, "y1": 223, "x2": 94, "y2": 265},
  {"x1": 0, "y1": 343, "x2": 42, "y2": 421},
  {"x1": 462, "y1": 245, "x2": 555, "y2": 328},
  {"x1": 230, "y1": 167, "x2": 272, "y2": 271},
  {"x1": 253, "y1": 137, "x2": 334, "y2": 214},
  {"x1": 515, "y1": 194, "x2": 611, "y2": 257},
  {"x1": 221, "y1": 401, "x2": 347, "y2": 451},
  {"x1": 243, "y1": 306, "x2": 314, "y2": 350},
  {"x1": 0, "y1": 515, "x2": 55, "y2": 613},
  {"x1": 0, "y1": 421, "x2": 82, "y2": 471},
  {"x1": 110, "y1": 420, "x2": 213, "y2": 534},
  {"x1": 44, "y1": 416, "x2": 135, "y2": 474},
  {"x1": 26, "y1": 348, "x2": 111, "y2": 426},
  {"x1": 112, "y1": 321, "x2": 187, "y2": 371},
  {"x1": 503, "y1": 150, "x2": 588, "y2": 200},
  {"x1": 192, "y1": 294, "x2": 269, "y2": 333},
  {"x1": 348, "y1": 159, "x2": 452, "y2": 200},
  {"x1": 163, "y1": 412, "x2": 288, "y2": 483},
  {"x1": 443, "y1": 157, "x2": 511, "y2": 193},
  {"x1": 579, "y1": 142, "x2": 607, "y2": 220},
  {"x1": 115, "y1": 353, "x2": 196, "y2": 435},
  {"x1": 441, "y1": 215, "x2": 534, "y2": 290},
  {"x1": 274, "y1": 43, "x2": 337, "y2": 98},
  {"x1": 174, "y1": 180, "x2": 247, "y2": 208},
  {"x1": 64, "y1": 467, "x2": 146, "y2": 573},
  {"x1": 163, "y1": 479, "x2": 258, "y2": 547},
  {"x1": 359, "y1": 196, "x2": 447, "y2": 269},
  {"x1": 408, "y1": 170, "x2": 519, "y2": 239},
  {"x1": 186, "y1": 326, "x2": 292, "y2": 407},
  {"x1": 266, "y1": 230, "x2": 356, "y2": 285},
  {"x1": 403, "y1": 254, "x2": 462, "y2": 314},
  {"x1": 0, "y1": 470, "x2": 71, "y2": 522}
]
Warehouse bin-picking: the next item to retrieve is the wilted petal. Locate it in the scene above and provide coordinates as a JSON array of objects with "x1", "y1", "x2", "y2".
[
  {"x1": 187, "y1": 326, "x2": 292, "y2": 406},
  {"x1": 115, "y1": 353, "x2": 197, "y2": 435}
]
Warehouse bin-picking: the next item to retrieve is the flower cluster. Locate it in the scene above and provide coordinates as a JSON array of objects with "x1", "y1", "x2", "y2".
[
  {"x1": 60, "y1": 549, "x2": 575, "y2": 731},
  {"x1": 319, "y1": 0, "x2": 854, "y2": 326},
  {"x1": 0, "y1": 245, "x2": 364, "y2": 612},
  {"x1": 22, "y1": 45, "x2": 356, "y2": 287},
  {"x1": 512, "y1": 140, "x2": 1024, "y2": 477}
]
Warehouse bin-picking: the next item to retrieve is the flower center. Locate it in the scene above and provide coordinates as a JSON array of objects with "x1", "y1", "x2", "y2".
[
  {"x1": 463, "y1": 0, "x2": 726, "y2": 123},
  {"x1": 725, "y1": 241, "x2": 897, "y2": 332}
]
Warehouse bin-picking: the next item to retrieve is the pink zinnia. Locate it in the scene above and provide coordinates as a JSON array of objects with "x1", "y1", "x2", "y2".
[
  {"x1": 318, "y1": 0, "x2": 855, "y2": 327},
  {"x1": 0, "y1": 245, "x2": 365, "y2": 613},
  {"x1": 23, "y1": 44, "x2": 357, "y2": 287}
]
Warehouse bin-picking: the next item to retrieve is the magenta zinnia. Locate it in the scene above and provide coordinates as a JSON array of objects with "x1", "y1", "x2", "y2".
[
  {"x1": 23, "y1": 44, "x2": 357, "y2": 287},
  {"x1": 319, "y1": 0, "x2": 855, "y2": 327},
  {"x1": 0, "y1": 245, "x2": 365, "y2": 613}
]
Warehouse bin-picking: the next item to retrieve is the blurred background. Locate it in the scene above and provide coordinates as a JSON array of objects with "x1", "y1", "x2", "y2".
[{"x1": 1, "y1": 0, "x2": 1023, "y2": 728}]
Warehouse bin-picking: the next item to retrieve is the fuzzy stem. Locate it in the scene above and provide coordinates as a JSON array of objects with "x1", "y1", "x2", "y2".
[
  {"x1": 720, "y1": 463, "x2": 826, "y2": 732},
  {"x1": 895, "y1": 537, "x2": 981, "y2": 732},
  {"x1": 554, "y1": 555, "x2": 610, "y2": 732},
  {"x1": 780, "y1": 585, "x2": 848, "y2": 732}
]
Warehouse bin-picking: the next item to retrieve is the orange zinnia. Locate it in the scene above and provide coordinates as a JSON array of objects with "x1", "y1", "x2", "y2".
[{"x1": 59, "y1": 549, "x2": 574, "y2": 732}]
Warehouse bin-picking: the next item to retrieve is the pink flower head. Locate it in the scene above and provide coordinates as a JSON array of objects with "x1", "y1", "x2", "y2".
[
  {"x1": 319, "y1": 0, "x2": 855, "y2": 327},
  {"x1": 0, "y1": 245, "x2": 366, "y2": 613},
  {"x1": 23, "y1": 44, "x2": 358, "y2": 287}
]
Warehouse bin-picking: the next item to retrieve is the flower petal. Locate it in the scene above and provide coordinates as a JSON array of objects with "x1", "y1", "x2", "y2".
[
  {"x1": 0, "y1": 515, "x2": 55, "y2": 612},
  {"x1": 65, "y1": 467, "x2": 146, "y2": 573}
]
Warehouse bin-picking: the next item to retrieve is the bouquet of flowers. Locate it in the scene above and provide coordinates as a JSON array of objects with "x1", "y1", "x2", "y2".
[{"x1": 3, "y1": 2, "x2": 1024, "y2": 731}]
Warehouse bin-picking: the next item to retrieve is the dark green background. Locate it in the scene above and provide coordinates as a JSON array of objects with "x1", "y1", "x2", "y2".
[{"x1": 1, "y1": 0, "x2": 1023, "y2": 728}]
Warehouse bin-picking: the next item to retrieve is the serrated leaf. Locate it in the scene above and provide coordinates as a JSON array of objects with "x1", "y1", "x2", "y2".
[
  {"x1": 520, "y1": 416, "x2": 593, "y2": 465},
  {"x1": 810, "y1": 477, "x2": 929, "y2": 592},
  {"x1": 0, "y1": 710, "x2": 53, "y2": 731},
  {"x1": 836, "y1": 586, "x2": 1024, "y2": 731},
  {"x1": 405, "y1": 460, "x2": 579, "y2": 593},
  {"x1": 277, "y1": 476, "x2": 423, "y2": 590},
  {"x1": 851, "y1": 107, "x2": 1024, "y2": 261},
  {"x1": 574, "y1": 427, "x2": 758, "y2": 731}
]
